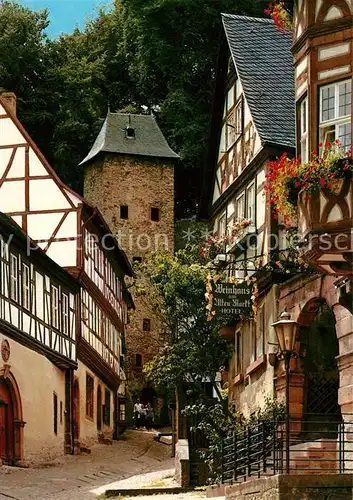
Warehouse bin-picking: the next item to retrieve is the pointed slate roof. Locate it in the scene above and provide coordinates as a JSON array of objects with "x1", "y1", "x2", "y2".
[
  {"x1": 80, "y1": 112, "x2": 179, "y2": 165},
  {"x1": 222, "y1": 14, "x2": 295, "y2": 148}
]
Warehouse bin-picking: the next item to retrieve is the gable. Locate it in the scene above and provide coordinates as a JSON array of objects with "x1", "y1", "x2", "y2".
[
  {"x1": 0, "y1": 99, "x2": 82, "y2": 268},
  {"x1": 211, "y1": 58, "x2": 262, "y2": 205}
]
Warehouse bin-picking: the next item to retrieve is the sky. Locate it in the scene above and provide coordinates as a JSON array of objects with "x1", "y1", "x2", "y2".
[{"x1": 18, "y1": 0, "x2": 112, "y2": 38}]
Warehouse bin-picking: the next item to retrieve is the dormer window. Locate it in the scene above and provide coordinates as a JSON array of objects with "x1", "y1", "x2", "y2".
[{"x1": 125, "y1": 125, "x2": 135, "y2": 139}]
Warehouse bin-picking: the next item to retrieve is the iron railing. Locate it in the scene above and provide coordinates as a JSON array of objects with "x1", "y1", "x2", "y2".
[{"x1": 221, "y1": 414, "x2": 353, "y2": 483}]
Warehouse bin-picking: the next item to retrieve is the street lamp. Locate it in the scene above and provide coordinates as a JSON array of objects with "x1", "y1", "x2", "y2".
[{"x1": 271, "y1": 310, "x2": 298, "y2": 474}]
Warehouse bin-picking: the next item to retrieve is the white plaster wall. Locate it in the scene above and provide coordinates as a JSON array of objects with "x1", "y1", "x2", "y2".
[
  {"x1": 0, "y1": 332, "x2": 66, "y2": 465},
  {"x1": 229, "y1": 287, "x2": 279, "y2": 416},
  {"x1": 75, "y1": 360, "x2": 114, "y2": 447}
]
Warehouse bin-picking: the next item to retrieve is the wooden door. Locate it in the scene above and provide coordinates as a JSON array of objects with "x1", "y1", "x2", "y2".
[{"x1": 0, "y1": 379, "x2": 14, "y2": 463}]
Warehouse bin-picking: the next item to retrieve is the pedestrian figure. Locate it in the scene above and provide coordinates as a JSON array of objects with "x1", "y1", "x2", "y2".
[
  {"x1": 139, "y1": 403, "x2": 147, "y2": 429},
  {"x1": 146, "y1": 403, "x2": 154, "y2": 430},
  {"x1": 134, "y1": 399, "x2": 142, "y2": 428}
]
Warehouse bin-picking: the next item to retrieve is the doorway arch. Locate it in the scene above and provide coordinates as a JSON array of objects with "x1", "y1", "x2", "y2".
[
  {"x1": 297, "y1": 298, "x2": 341, "y2": 437},
  {"x1": 0, "y1": 369, "x2": 23, "y2": 464},
  {"x1": 97, "y1": 385, "x2": 102, "y2": 431}
]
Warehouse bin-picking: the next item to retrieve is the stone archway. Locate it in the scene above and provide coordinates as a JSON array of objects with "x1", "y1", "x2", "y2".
[
  {"x1": 297, "y1": 299, "x2": 341, "y2": 437},
  {"x1": 0, "y1": 369, "x2": 24, "y2": 464}
]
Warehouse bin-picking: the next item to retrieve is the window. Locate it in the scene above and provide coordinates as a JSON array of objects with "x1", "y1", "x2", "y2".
[
  {"x1": 236, "y1": 193, "x2": 245, "y2": 219},
  {"x1": 51, "y1": 285, "x2": 59, "y2": 329},
  {"x1": 252, "y1": 306, "x2": 265, "y2": 362},
  {"x1": 120, "y1": 205, "x2": 128, "y2": 219},
  {"x1": 235, "y1": 102, "x2": 242, "y2": 135},
  {"x1": 246, "y1": 183, "x2": 255, "y2": 222},
  {"x1": 53, "y1": 393, "x2": 58, "y2": 435},
  {"x1": 219, "y1": 214, "x2": 226, "y2": 238},
  {"x1": 10, "y1": 254, "x2": 18, "y2": 302},
  {"x1": 119, "y1": 402, "x2": 126, "y2": 422},
  {"x1": 300, "y1": 97, "x2": 309, "y2": 162},
  {"x1": 136, "y1": 353, "x2": 142, "y2": 367},
  {"x1": 133, "y1": 256, "x2": 142, "y2": 263},
  {"x1": 235, "y1": 331, "x2": 242, "y2": 375},
  {"x1": 62, "y1": 293, "x2": 69, "y2": 336},
  {"x1": 125, "y1": 126, "x2": 135, "y2": 139},
  {"x1": 257, "y1": 306, "x2": 265, "y2": 359},
  {"x1": 151, "y1": 207, "x2": 160, "y2": 222},
  {"x1": 319, "y1": 80, "x2": 351, "y2": 151},
  {"x1": 22, "y1": 263, "x2": 30, "y2": 310},
  {"x1": 143, "y1": 318, "x2": 151, "y2": 331},
  {"x1": 104, "y1": 389, "x2": 111, "y2": 426},
  {"x1": 86, "y1": 374, "x2": 94, "y2": 419}
]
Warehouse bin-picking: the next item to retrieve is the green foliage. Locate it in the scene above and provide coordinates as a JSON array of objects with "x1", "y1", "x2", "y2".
[
  {"x1": 140, "y1": 246, "x2": 231, "y2": 397},
  {"x1": 0, "y1": 0, "x2": 264, "y2": 216},
  {"x1": 185, "y1": 395, "x2": 285, "y2": 483}
]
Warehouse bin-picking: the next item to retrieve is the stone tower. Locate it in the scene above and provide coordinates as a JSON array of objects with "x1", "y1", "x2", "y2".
[{"x1": 80, "y1": 112, "x2": 178, "y2": 399}]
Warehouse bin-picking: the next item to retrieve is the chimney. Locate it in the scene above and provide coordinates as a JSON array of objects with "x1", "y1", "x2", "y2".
[{"x1": 0, "y1": 92, "x2": 16, "y2": 116}]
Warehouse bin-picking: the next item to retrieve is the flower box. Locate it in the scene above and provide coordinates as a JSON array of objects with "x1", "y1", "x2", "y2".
[{"x1": 298, "y1": 177, "x2": 353, "y2": 275}]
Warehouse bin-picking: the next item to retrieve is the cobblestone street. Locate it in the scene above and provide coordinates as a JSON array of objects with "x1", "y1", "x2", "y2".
[{"x1": 0, "y1": 431, "x2": 174, "y2": 500}]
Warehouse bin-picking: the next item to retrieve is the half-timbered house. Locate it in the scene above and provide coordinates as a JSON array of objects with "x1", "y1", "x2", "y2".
[
  {"x1": 0, "y1": 93, "x2": 134, "y2": 449},
  {"x1": 200, "y1": 15, "x2": 296, "y2": 414},
  {"x1": 0, "y1": 211, "x2": 78, "y2": 465},
  {"x1": 274, "y1": 0, "x2": 353, "y2": 442}
]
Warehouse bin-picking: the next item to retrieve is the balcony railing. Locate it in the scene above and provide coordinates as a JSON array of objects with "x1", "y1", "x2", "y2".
[{"x1": 221, "y1": 414, "x2": 353, "y2": 484}]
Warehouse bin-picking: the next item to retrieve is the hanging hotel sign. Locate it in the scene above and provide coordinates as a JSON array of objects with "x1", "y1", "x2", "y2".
[{"x1": 206, "y1": 277, "x2": 253, "y2": 320}]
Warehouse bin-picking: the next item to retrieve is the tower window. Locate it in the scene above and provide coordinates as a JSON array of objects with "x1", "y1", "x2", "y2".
[
  {"x1": 136, "y1": 354, "x2": 142, "y2": 367},
  {"x1": 143, "y1": 318, "x2": 151, "y2": 331},
  {"x1": 120, "y1": 205, "x2": 128, "y2": 219},
  {"x1": 151, "y1": 207, "x2": 160, "y2": 222},
  {"x1": 125, "y1": 126, "x2": 135, "y2": 139}
]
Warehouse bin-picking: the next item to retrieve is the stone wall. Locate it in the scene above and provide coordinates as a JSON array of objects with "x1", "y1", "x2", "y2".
[
  {"x1": 226, "y1": 474, "x2": 353, "y2": 500},
  {"x1": 84, "y1": 154, "x2": 174, "y2": 390},
  {"x1": 175, "y1": 439, "x2": 190, "y2": 487}
]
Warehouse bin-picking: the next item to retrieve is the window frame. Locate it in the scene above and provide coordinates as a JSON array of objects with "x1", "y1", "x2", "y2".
[
  {"x1": 235, "y1": 331, "x2": 242, "y2": 376},
  {"x1": 235, "y1": 193, "x2": 245, "y2": 220},
  {"x1": 142, "y1": 318, "x2": 151, "y2": 332},
  {"x1": 120, "y1": 205, "x2": 129, "y2": 220},
  {"x1": 53, "y1": 392, "x2": 58, "y2": 435},
  {"x1": 10, "y1": 253, "x2": 19, "y2": 303},
  {"x1": 319, "y1": 79, "x2": 352, "y2": 151},
  {"x1": 62, "y1": 292, "x2": 69, "y2": 336},
  {"x1": 151, "y1": 207, "x2": 160, "y2": 222},
  {"x1": 22, "y1": 262, "x2": 30, "y2": 310},
  {"x1": 299, "y1": 96, "x2": 309, "y2": 162},
  {"x1": 51, "y1": 284, "x2": 60, "y2": 330},
  {"x1": 246, "y1": 182, "x2": 255, "y2": 222},
  {"x1": 135, "y1": 353, "x2": 142, "y2": 368},
  {"x1": 86, "y1": 373, "x2": 94, "y2": 420},
  {"x1": 104, "y1": 389, "x2": 111, "y2": 426}
]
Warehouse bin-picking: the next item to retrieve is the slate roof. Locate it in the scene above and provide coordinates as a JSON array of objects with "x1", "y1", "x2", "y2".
[
  {"x1": 222, "y1": 14, "x2": 295, "y2": 148},
  {"x1": 79, "y1": 112, "x2": 179, "y2": 165}
]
